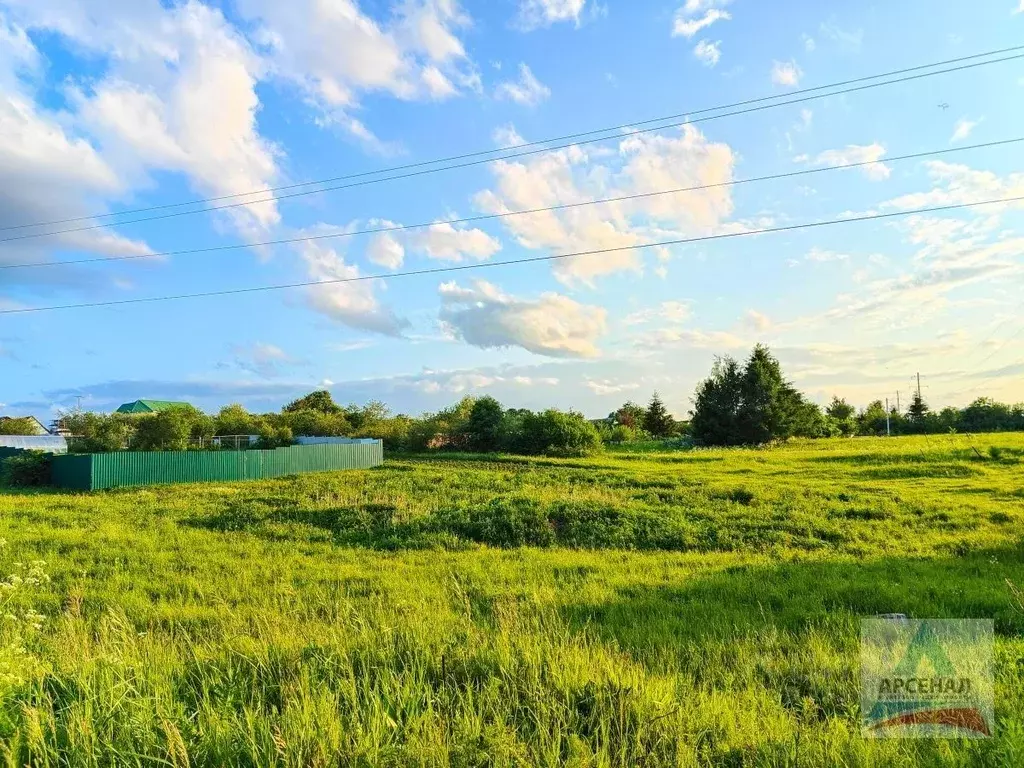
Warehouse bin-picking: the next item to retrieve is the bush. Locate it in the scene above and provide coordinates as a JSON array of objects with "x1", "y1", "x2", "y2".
[
  {"x1": 1, "y1": 451, "x2": 52, "y2": 487},
  {"x1": 528, "y1": 409, "x2": 603, "y2": 457},
  {"x1": 131, "y1": 406, "x2": 212, "y2": 451},
  {"x1": 62, "y1": 412, "x2": 137, "y2": 453},
  {"x1": 354, "y1": 416, "x2": 412, "y2": 451}
]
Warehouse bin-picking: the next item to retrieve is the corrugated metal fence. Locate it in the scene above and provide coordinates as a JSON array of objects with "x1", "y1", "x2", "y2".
[{"x1": 47, "y1": 442, "x2": 383, "y2": 490}]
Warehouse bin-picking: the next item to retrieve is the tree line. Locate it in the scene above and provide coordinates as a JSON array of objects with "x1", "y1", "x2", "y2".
[{"x1": 5, "y1": 344, "x2": 1021, "y2": 453}]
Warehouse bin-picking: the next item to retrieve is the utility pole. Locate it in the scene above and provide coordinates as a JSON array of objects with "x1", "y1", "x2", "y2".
[
  {"x1": 75, "y1": 395, "x2": 83, "y2": 413},
  {"x1": 896, "y1": 390, "x2": 900, "y2": 413},
  {"x1": 917, "y1": 372, "x2": 922, "y2": 400},
  {"x1": 885, "y1": 397, "x2": 891, "y2": 436}
]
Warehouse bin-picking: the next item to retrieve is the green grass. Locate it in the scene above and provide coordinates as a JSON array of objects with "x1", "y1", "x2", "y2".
[{"x1": 1, "y1": 433, "x2": 1024, "y2": 765}]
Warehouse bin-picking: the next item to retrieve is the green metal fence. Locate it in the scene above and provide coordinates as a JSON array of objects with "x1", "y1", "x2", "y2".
[{"x1": 49, "y1": 442, "x2": 383, "y2": 490}]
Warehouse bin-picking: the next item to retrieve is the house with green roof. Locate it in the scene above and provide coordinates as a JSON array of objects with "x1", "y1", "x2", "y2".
[{"x1": 115, "y1": 400, "x2": 193, "y2": 414}]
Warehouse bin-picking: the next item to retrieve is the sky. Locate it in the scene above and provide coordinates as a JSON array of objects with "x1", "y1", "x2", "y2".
[{"x1": 1, "y1": 0, "x2": 1024, "y2": 422}]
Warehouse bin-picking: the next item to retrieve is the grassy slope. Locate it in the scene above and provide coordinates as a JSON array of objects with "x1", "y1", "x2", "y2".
[{"x1": 0, "y1": 434, "x2": 1022, "y2": 765}]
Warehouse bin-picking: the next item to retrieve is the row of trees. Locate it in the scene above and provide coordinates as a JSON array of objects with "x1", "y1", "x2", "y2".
[
  {"x1": 51, "y1": 391, "x2": 604, "y2": 457},
  {"x1": 825, "y1": 394, "x2": 1024, "y2": 437},
  {"x1": 8, "y1": 351, "x2": 1022, "y2": 453}
]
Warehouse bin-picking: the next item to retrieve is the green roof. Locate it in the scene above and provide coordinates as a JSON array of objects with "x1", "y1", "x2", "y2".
[{"x1": 115, "y1": 400, "x2": 192, "y2": 414}]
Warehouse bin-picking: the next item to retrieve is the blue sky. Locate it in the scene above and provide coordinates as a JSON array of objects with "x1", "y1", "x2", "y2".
[{"x1": 1, "y1": 0, "x2": 1024, "y2": 421}]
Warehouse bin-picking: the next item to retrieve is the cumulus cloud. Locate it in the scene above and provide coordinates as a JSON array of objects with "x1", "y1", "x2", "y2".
[
  {"x1": 950, "y1": 117, "x2": 981, "y2": 144},
  {"x1": 362, "y1": 218, "x2": 500, "y2": 268},
  {"x1": 474, "y1": 124, "x2": 736, "y2": 285},
  {"x1": 693, "y1": 40, "x2": 722, "y2": 67},
  {"x1": 672, "y1": 1, "x2": 732, "y2": 38},
  {"x1": 516, "y1": 0, "x2": 586, "y2": 30},
  {"x1": 2, "y1": 1, "x2": 282, "y2": 242},
  {"x1": 237, "y1": 0, "x2": 479, "y2": 132},
  {"x1": 0, "y1": 44, "x2": 152, "y2": 290},
  {"x1": 438, "y1": 279, "x2": 607, "y2": 357},
  {"x1": 295, "y1": 227, "x2": 409, "y2": 336},
  {"x1": 805, "y1": 143, "x2": 891, "y2": 181},
  {"x1": 771, "y1": 59, "x2": 803, "y2": 87},
  {"x1": 495, "y1": 63, "x2": 551, "y2": 106}
]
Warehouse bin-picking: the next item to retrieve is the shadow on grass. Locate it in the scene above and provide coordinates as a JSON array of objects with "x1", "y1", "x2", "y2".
[{"x1": 560, "y1": 543, "x2": 1024, "y2": 661}]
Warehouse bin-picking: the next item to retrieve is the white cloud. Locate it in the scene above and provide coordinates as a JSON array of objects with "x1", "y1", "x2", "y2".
[
  {"x1": 296, "y1": 227, "x2": 409, "y2": 336},
  {"x1": 439, "y1": 279, "x2": 607, "y2": 358},
  {"x1": 516, "y1": 0, "x2": 586, "y2": 30},
  {"x1": 882, "y1": 160, "x2": 1024, "y2": 212},
  {"x1": 585, "y1": 378, "x2": 640, "y2": 396},
  {"x1": 672, "y1": 1, "x2": 732, "y2": 38},
  {"x1": 366, "y1": 222, "x2": 406, "y2": 270},
  {"x1": 495, "y1": 63, "x2": 551, "y2": 106},
  {"x1": 743, "y1": 310, "x2": 772, "y2": 332},
  {"x1": 474, "y1": 124, "x2": 736, "y2": 285},
  {"x1": 673, "y1": 8, "x2": 731, "y2": 38},
  {"x1": 0, "y1": 75, "x2": 152, "y2": 287},
  {"x1": 1017, "y1": 0, "x2": 1024, "y2": 13},
  {"x1": 809, "y1": 143, "x2": 891, "y2": 181},
  {"x1": 693, "y1": 39, "x2": 722, "y2": 67},
  {"x1": 806, "y1": 247, "x2": 851, "y2": 262},
  {"x1": 7, "y1": 1, "x2": 281, "y2": 241},
  {"x1": 802, "y1": 34, "x2": 816, "y2": 52},
  {"x1": 771, "y1": 59, "x2": 803, "y2": 87},
  {"x1": 235, "y1": 0, "x2": 478, "y2": 145},
  {"x1": 493, "y1": 123, "x2": 527, "y2": 148},
  {"x1": 410, "y1": 222, "x2": 502, "y2": 261},
  {"x1": 950, "y1": 117, "x2": 981, "y2": 144},
  {"x1": 624, "y1": 301, "x2": 692, "y2": 325}
]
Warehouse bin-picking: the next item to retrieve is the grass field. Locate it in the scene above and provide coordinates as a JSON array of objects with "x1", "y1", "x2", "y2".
[{"x1": 1, "y1": 433, "x2": 1023, "y2": 766}]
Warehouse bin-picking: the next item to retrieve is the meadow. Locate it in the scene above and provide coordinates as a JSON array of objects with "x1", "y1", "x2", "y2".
[{"x1": 0, "y1": 433, "x2": 1023, "y2": 766}]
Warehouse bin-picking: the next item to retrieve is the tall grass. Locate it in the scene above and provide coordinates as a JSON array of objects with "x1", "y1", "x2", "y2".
[{"x1": 0, "y1": 434, "x2": 1022, "y2": 765}]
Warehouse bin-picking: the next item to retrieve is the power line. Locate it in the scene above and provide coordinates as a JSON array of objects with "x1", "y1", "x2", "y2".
[
  {"x1": 4, "y1": 136, "x2": 1021, "y2": 272},
  {"x1": 2, "y1": 49, "x2": 1023, "y2": 245},
  {"x1": 2, "y1": 195, "x2": 1021, "y2": 316}
]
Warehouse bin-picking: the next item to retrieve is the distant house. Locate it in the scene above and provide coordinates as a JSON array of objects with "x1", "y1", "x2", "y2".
[
  {"x1": 115, "y1": 400, "x2": 193, "y2": 414},
  {"x1": 0, "y1": 415, "x2": 49, "y2": 435}
]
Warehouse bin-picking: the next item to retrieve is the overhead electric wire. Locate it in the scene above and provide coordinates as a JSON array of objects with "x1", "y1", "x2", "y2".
[
  {"x1": 1, "y1": 47, "x2": 1023, "y2": 244},
  {"x1": 2, "y1": 195, "x2": 1021, "y2": 316},
  {"x1": 2, "y1": 136, "x2": 1022, "y2": 272}
]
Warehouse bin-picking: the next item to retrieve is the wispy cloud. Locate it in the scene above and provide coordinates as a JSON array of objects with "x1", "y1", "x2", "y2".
[
  {"x1": 692, "y1": 39, "x2": 722, "y2": 67},
  {"x1": 495, "y1": 63, "x2": 551, "y2": 106},
  {"x1": 950, "y1": 117, "x2": 981, "y2": 144},
  {"x1": 771, "y1": 59, "x2": 803, "y2": 87}
]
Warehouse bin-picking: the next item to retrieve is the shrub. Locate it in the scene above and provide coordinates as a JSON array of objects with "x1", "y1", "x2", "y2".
[
  {"x1": 1, "y1": 451, "x2": 52, "y2": 487},
  {"x1": 62, "y1": 412, "x2": 136, "y2": 453},
  {"x1": 131, "y1": 406, "x2": 211, "y2": 451}
]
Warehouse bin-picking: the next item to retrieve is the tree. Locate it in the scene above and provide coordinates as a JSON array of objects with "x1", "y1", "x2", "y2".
[
  {"x1": 825, "y1": 396, "x2": 857, "y2": 436},
  {"x1": 216, "y1": 404, "x2": 257, "y2": 435},
  {"x1": 907, "y1": 392, "x2": 929, "y2": 422},
  {"x1": 857, "y1": 400, "x2": 889, "y2": 436},
  {"x1": 283, "y1": 390, "x2": 341, "y2": 414},
  {"x1": 132, "y1": 405, "x2": 211, "y2": 451},
  {"x1": 610, "y1": 401, "x2": 645, "y2": 429},
  {"x1": 735, "y1": 345, "x2": 805, "y2": 445},
  {"x1": 643, "y1": 392, "x2": 674, "y2": 437},
  {"x1": 0, "y1": 418, "x2": 39, "y2": 436},
  {"x1": 466, "y1": 396, "x2": 504, "y2": 452},
  {"x1": 691, "y1": 346, "x2": 811, "y2": 446},
  {"x1": 690, "y1": 356, "x2": 743, "y2": 446},
  {"x1": 826, "y1": 396, "x2": 855, "y2": 421}
]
